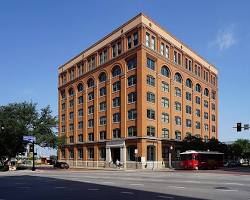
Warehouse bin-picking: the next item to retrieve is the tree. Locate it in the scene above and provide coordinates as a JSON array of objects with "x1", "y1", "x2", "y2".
[
  {"x1": 232, "y1": 139, "x2": 250, "y2": 159},
  {"x1": 0, "y1": 102, "x2": 58, "y2": 165},
  {"x1": 181, "y1": 135, "x2": 206, "y2": 151}
]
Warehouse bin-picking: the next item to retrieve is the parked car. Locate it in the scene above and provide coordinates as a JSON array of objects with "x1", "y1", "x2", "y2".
[
  {"x1": 223, "y1": 161, "x2": 241, "y2": 168},
  {"x1": 53, "y1": 161, "x2": 69, "y2": 169}
]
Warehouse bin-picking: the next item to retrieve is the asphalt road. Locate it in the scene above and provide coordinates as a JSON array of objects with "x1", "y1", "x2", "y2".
[{"x1": 0, "y1": 169, "x2": 250, "y2": 200}]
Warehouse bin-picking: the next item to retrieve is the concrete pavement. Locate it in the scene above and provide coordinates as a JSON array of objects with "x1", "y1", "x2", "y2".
[{"x1": 0, "y1": 169, "x2": 250, "y2": 200}]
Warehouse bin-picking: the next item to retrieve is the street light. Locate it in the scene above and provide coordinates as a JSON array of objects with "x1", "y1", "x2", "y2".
[{"x1": 169, "y1": 145, "x2": 173, "y2": 169}]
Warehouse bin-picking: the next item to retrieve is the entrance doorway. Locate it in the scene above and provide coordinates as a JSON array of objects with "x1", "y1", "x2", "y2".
[{"x1": 111, "y1": 148, "x2": 120, "y2": 162}]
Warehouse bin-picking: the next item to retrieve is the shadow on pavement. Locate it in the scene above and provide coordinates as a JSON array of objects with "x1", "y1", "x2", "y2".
[{"x1": 0, "y1": 175, "x2": 207, "y2": 200}]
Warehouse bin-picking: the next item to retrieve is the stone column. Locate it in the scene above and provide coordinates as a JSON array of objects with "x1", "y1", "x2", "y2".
[
  {"x1": 106, "y1": 147, "x2": 111, "y2": 163},
  {"x1": 120, "y1": 146, "x2": 126, "y2": 168}
]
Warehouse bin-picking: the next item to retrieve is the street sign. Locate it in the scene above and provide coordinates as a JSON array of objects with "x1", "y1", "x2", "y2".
[
  {"x1": 244, "y1": 124, "x2": 250, "y2": 130},
  {"x1": 23, "y1": 136, "x2": 36, "y2": 143}
]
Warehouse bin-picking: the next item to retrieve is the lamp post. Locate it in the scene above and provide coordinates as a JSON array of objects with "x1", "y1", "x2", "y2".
[{"x1": 169, "y1": 145, "x2": 173, "y2": 169}]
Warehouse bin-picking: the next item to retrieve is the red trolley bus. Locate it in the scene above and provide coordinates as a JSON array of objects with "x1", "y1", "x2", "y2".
[{"x1": 180, "y1": 150, "x2": 224, "y2": 170}]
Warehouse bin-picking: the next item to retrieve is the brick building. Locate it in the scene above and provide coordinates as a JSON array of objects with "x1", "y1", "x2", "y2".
[{"x1": 58, "y1": 13, "x2": 218, "y2": 169}]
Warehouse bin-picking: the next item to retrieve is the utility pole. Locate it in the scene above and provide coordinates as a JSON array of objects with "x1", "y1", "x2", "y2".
[{"x1": 32, "y1": 141, "x2": 35, "y2": 171}]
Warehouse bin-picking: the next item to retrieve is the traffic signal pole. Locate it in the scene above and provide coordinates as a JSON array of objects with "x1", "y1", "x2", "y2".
[
  {"x1": 31, "y1": 141, "x2": 35, "y2": 171},
  {"x1": 233, "y1": 122, "x2": 250, "y2": 132}
]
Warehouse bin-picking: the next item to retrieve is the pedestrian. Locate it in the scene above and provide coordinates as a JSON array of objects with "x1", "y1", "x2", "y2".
[{"x1": 115, "y1": 159, "x2": 120, "y2": 168}]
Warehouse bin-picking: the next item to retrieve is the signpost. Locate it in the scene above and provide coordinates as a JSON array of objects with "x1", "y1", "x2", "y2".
[{"x1": 23, "y1": 136, "x2": 36, "y2": 171}]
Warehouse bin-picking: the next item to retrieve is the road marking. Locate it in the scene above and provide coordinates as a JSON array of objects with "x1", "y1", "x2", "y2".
[
  {"x1": 183, "y1": 180, "x2": 201, "y2": 183},
  {"x1": 157, "y1": 196, "x2": 174, "y2": 199},
  {"x1": 168, "y1": 186, "x2": 185, "y2": 189},
  {"x1": 55, "y1": 187, "x2": 66, "y2": 189},
  {"x1": 101, "y1": 181, "x2": 114, "y2": 184},
  {"x1": 84, "y1": 180, "x2": 92, "y2": 183},
  {"x1": 129, "y1": 183, "x2": 144, "y2": 186},
  {"x1": 15, "y1": 182, "x2": 26, "y2": 185},
  {"x1": 224, "y1": 182, "x2": 244, "y2": 186},
  {"x1": 17, "y1": 186, "x2": 31, "y2": 189},
  {"x1": 88, "y1": 188, "x2": 99, "y2": 191},
  {"x1": 121, "y1": 191, "x2": 134, "y2": 195},
  {"x1": 215, "y1": 189, "x2": 238, "y2": 192}
]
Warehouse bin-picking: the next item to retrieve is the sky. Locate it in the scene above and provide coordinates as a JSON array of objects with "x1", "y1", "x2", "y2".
[{"x1": 0, "y1": 0, "x2": 250, "y2": 142}]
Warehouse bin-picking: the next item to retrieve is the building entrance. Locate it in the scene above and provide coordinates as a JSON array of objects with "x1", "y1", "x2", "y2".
[{"x1": 111, "y1": 148, "x2": 120, "y2": 162}]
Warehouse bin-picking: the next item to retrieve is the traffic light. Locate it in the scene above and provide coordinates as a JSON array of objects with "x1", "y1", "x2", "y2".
[{"x1": 237, "y1": 123, "x2": 242, "y2": 132}]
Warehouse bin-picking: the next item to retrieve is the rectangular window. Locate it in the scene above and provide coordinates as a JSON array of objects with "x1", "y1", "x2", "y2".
[
  {"x1": 186, "y1": 92, "x2": 192, "y2": 101},
  {"x1": 160, "y1": 43, "x2": 164, "y2": 55},
  {"x1": 127, "y1": 57, "x2": 137, "y2": 70},
  {"x1": 175, "y1": 116, "x2": 181, "y2": 125},
  {"x1": 99, "y1": 87, "x2": 106, "y2": 96},
  {"x1": 78, "y1": 134, "x2": 83, "y2": 142},
  {"x1": 151, "y1": 36, "x2": 156, "y2": 50},
  {"x1": 195, "y1": 96, "x2": 201, "y2": 104},
  {"x1": 112, "y1": 81, "x2": 121, "y2": 92},
  {"x1": 112, "y1": 97, "x2": 120, "y2": 107},
  {"x1": 78, "y1": 109, "x2": 83, "y2": 117},
  {"x1": 127, "y1": 75, "x2": 136, "y2": 87},
  {"x1": 88, "y1": 119, "x2": 94, "y2": 128},
  {"x1": 146, "y1": 75, "x2": 155, "y2": 86},
  {"x1": 78, "y1": 121, "x2": 83, "y2": 129},
  {"x1": 147, "y1": 109, "x2": 155, "y2": 120},
  {"x1": 88, "y1": 92, "x2": 94, "y2": 101},
  {"x1": 196, "y1": 109, "x2": 201, "y2": 117},
  {"x1": 146, "y1": 32, "x2": 150, "y2": 47},
  {"x1": 127, "y1": 35, "x2": 132, "y2": 49},
  {"x1": 69, "y1": 136, "x2": 74, "y2": 143},
  {"x1": 88, "y1": 148, "x2": 94, "y2": 159},
  {"x1": 69, "y1": 112, "x2": 74, "y2": 120},
  {"x1": 78, "y1": 149, "x2": 83, "y2": 159},
  {"x1": 99, "y1": 102, "x2": 106, "y2": 111},
  {"x1": 99, "y1": 147, "x2": 106, "y2": 160},
  {"x1": 88, "y1": 106, "x2": 94, "y2": 115},
  {"x1": 147, "y1": 92, "x2": 155, "y2": 103},
  {"x1": 196, "y1": 121, "x2": 201, "y2": 129},
  {"x1": 133, "y1": 32, "x2": 138, "y2": 46},
  {"x1": 161, "y1": 81, "x2": 169, "y2": 92},
  {"x1": 186, "y1": 119, "x2": 192, "y2": 127},
  {"x1": 162, "y1": 129, "x2": 169, "y2": 139},
  {"x1": 113, "y1": 113, "x2": 121, "y2": 123},
  {"x1": 147, "y1": 58, "x2": 155, "y2": 70},
  {"x1": 78, "y1": 96, "x2": 83, "y2": 104},
  {"x1": 186, "y1": 105, "x2": 192, "y2": 114},
  {"x1": 99, "y1": 116, "x2": 106, "y2": 126},
  {"x1": 88, "y1": 132, "x2": 94, "y2": 141},
  {"x1": 147, "y1": 126, "x2": 155, "y2": 137},
  {"x1": 162, "y1": 113, "x2": 169, "y2": 123},
  {"x1": 100, "y1": 131, "x2": 106, "y2": 140},
  {"x1": 161, "y1": 97, "x2": 169, "y2": 108}
]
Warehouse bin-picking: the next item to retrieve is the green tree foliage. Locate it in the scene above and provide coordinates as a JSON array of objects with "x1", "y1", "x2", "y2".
[
  {"x1": 232, "y1": 139, "x2": 250, "y2": 158},
  {"x1": 0, "y1": 102, "x2": 57, "y2": 164}
]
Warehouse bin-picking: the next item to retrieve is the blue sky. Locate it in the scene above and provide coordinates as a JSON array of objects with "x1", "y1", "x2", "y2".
[{"x1": 0, "y1": 0, "x2": 250, "y2": 142}]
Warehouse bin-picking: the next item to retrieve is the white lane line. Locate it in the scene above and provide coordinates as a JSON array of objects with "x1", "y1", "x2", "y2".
[
  {"x1": 224, "y1": 182, "x2": 244, "y2": 186},
  {"x1": 168, "y1": 186, "x2": 185, "y2": 189},
  {"x1": 215, "y1": 189, "x2": 238, "y2": 192},
  {"x1": 157, "y1": 196, "x2": 174, "y2": 199},
  {"x1": 55, "y1": 187, "x2": 67, "y2": 189},
  {"x1": 16, "y1": 186, "x2": 31, "y2": 189},
  {"x1": 101, "y1": 181, "x2": 114, "y2": 184},
  {"x1": 121, "y1": 191, "x2": 134, "y2": 195},
  {"x1": 129, "y1": 183, "x2": 144, "y2": 186},
  {"x1": 88, "y1": 188, "x2": 99, "y2": 191},
  {"x1": 183, "y1": 180, "x2": 201, "y2": 183}
]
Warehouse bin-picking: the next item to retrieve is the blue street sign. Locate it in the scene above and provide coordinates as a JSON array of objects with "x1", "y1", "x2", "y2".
[{"x1": 23, "y1": 136, "x2": 36, "y2": 143}]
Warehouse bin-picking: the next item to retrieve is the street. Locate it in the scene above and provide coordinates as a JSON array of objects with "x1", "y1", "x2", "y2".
[{"x1": 0, "y1": 169, "x2": 250, "y2": 200}]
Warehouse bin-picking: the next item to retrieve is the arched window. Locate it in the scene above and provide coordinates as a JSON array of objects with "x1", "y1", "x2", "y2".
[
  {"x1": 186, "y1": 78, "x2": 192, "y2": 88},
  {"x1": 204, "y1": 88, "x2": 209, "y2": 97},
  {"x1": 174, "y1": 73, "x2": 182, "y2": 83},
  {"x1": 87, "y1": 78, "x2": 95, "y2": 88},
  {"x1": 195, "y1": 83, "x2": 201, "y2": 93},
  {"x1": 68, "y1": 88, "x2": 74, "y2": 96},
  {"x1": 99, "y1": 72, "x2": 107, "y2": 83},
  {"x1": 77, "y1": 83, "x2": 83, "y2": 92},
  {"x1": 112, "y1": 65, "x2": 121, "y2": 77},
  {"x1": 161, "y1": 66, "x2": 170, "y2": 77}
]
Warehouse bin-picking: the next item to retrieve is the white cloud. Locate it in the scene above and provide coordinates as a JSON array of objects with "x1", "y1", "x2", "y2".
[{"x1": 210, "y1": 24, "x2": 237, "y2": 51}]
